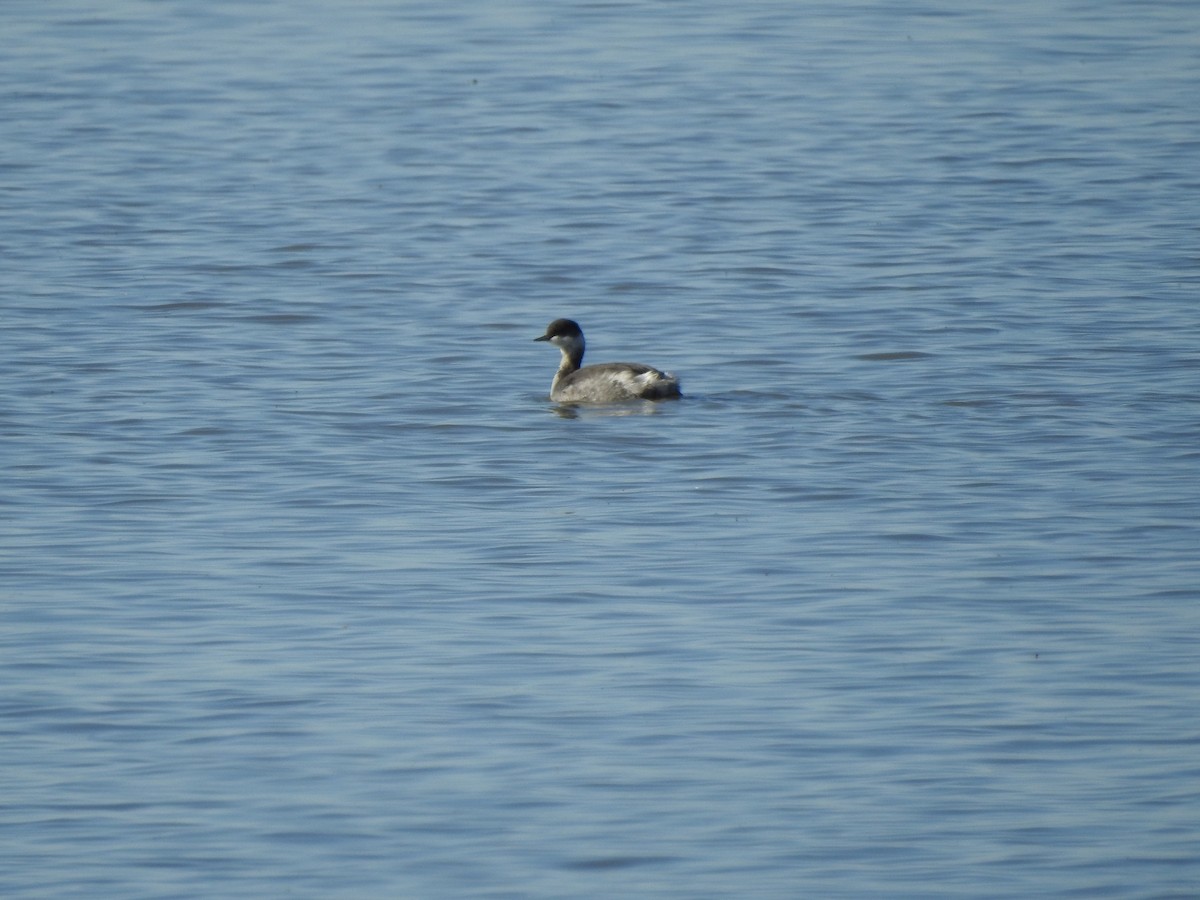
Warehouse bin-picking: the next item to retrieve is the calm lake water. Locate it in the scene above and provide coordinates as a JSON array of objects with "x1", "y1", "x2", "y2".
[{"x1": 3, "y1": 0, "x2": 1199, "y2": 897}]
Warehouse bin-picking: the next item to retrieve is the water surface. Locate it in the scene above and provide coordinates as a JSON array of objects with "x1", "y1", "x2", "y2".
[{"x1": 3, "y1": 1, "x2": 1199, "y2": 897}]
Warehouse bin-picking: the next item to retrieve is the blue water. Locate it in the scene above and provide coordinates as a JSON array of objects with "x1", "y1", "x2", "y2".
[{"x1": 3, "y1": 1, "x2": 1199, "y2": 897}]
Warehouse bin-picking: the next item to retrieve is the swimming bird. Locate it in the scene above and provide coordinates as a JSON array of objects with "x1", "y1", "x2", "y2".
[{"x1": 534, "y1": 318, "x2": 681, "y2": 403}]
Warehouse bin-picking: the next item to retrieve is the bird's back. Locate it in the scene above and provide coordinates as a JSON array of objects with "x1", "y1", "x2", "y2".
[{"x1": 552, "y1": 362, "x2": 681, "y2": 403}]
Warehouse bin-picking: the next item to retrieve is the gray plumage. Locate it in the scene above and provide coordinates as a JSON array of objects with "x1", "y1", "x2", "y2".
[{"x1": 534, "y1": 318, "x2": 681, "y2": 403}]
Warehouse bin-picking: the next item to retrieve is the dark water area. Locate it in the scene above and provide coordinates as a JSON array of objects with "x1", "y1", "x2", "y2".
[{"x1": 3, "y1": 1, "x2": 1198, "y2": 896}]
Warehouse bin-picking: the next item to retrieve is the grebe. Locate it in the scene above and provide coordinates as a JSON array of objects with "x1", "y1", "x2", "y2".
[{"x1": 534, "y1": 318, "x2": 681, "y2": 403}]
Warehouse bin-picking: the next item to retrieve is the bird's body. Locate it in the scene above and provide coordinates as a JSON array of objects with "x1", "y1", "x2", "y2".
[{"x1": 535, "y1": 319, "x2": 681, "y2": 403}]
